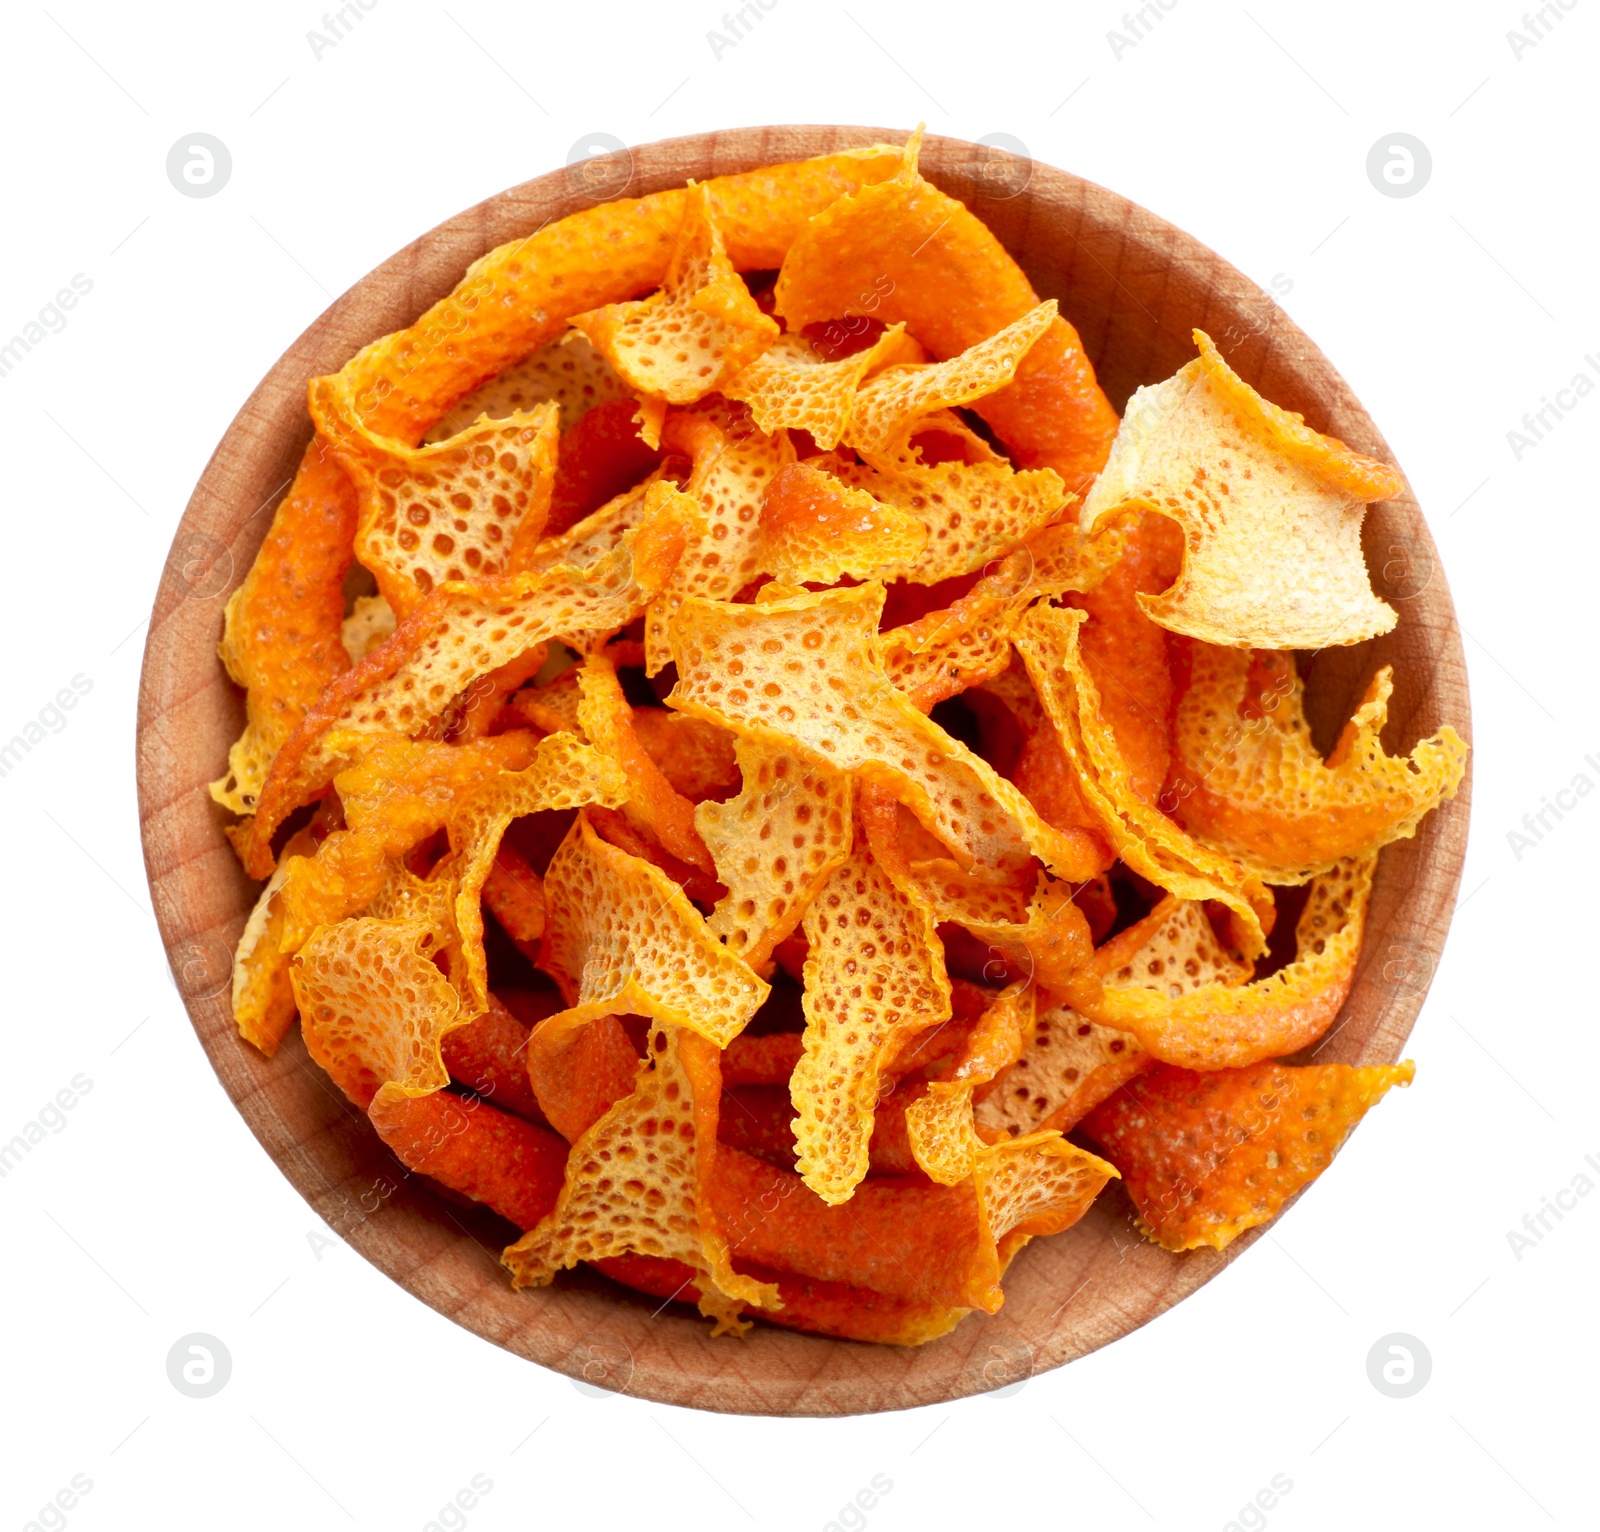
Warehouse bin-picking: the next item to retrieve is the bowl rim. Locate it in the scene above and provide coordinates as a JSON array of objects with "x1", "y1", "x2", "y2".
[{"x1": 136, "y1": 123, "x2": 1471, "y2": 1417}]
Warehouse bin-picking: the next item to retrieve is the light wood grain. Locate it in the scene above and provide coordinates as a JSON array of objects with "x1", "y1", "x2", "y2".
[{"x1": 136, "y1": 126, "x2": 1471, "y2": 1416}]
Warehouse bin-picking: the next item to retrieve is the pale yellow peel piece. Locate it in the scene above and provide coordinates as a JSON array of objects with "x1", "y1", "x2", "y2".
[{"x1": 1079, "y1": 330, "x2": 1403, "y2": 648}]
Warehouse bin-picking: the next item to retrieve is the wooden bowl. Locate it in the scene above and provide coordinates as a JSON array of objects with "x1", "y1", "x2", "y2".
[{"x1": 137, "y1": 126, "x2": 1471, "y2": 1416}]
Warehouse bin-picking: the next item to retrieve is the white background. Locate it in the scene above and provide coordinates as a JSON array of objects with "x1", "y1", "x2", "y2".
[{"x1": 1, "y1": 1, "x2": 1593, "y2": 1528}]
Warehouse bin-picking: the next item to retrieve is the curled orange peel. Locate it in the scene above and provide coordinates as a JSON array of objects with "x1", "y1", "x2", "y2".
[
  {"x1": 790, "y1": 831, "x2": 952, "y2": 1204},
  {"x1": 666, "y1": 581, "x2": 1105, "y2": 882},
  {"x1": 571, "y1": 181, "x2": 779, "y2": 417},
  {"x1": 695, "y1": 740, "x2": 856, "y2": 971},
  {"x1": 1170, "y1": 644, "x2": 1468, "y2": 881},
  {"x1": 977, "y1": 895, "x2": 1251, "y2": 1138},
  {"x1": 309, "y1": 375, "x2": 559, "y2": 617},
  {"x1": 245, "y1": 500, "x2": 692, "y2": 876},
  {"x1": 422, "y1": 331, "x2": 629, "y2": 443},
  {"x1": 291, "y1": 916, "x2": 463, "y2": 1110},
  {"x1": 724, "y1": 322, "x2": 923, "y2": 448},
  {"x1": 1087, "y1": 855, "x2": 1376, "y2": 1070},
  {"x1": 231, "y1": 825, "x2": 315, "y2": 1057},
  {"x1": 904, "y1": 980, "x2": 1032, "y2": 1184},
  {"x1": 447, "y1": 733, "x2": 630, "y2": 1014},
  {"x1": 773, "y1": 128, "x2": 1119, "y2": 496},
  {"x1": 1080, "y1": 330, "x2": 1404, "y2": 649},
  {"x1": 642, "y1": 403, "x2": 795, "y2": 673},
  {"x1": 756, "y1": 462, "x2": 927, "y2": 586},
  {"x1": 503, "y1": 1022, "x2": 779, "y2": 1333},
  {"x1": 1013, "y1": 601, "x2": 1271, "y2": 956},
  {"x1": 1082, "y1": 1057, "x2": 1414, "y2": 1251},
  {"x1": 536, "y1": 813, "x2": 768, "y2": 1050}
]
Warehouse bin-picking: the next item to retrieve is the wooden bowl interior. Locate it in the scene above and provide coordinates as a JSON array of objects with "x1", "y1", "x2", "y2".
[{"x1": 136, "y1": 126, "x2": 1470, "y2": 1416}]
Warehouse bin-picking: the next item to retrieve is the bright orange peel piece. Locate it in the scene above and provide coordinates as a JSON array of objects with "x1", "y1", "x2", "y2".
[{"x1": 1082, "y1": 1057, "x2": 1414, "y2": 1250}]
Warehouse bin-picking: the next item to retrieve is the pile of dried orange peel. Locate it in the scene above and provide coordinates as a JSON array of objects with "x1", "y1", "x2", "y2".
[{"x1": 213, "y1": 131, "x2": 1466, "y2": 1346}]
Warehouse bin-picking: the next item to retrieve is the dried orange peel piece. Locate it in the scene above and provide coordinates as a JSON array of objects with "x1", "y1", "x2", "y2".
[
  {"x1": 826, "y1": 438, "x2": 1068, "y2": 586},
  {"x1": 724, "y1": 322, "x2": 923, "y2": 448},
  {"x1": 210, "y1": 448, "x2": 357, "y2": 815},
  {"x1": 538, "y1": 813, "x2": 768, "y2": 1049},
  {"x1": 714, "y1": 1137, "x2": 1112, "y2": 1313},
  {"x1": 1088, "y1": 855, "x2": 1376, "y2": 1070},
  {"x1": 667, "y1": 581, "x2": 1104, "y2": 882},
  {"x1": 756, "y1": 462, "x2": 927, "y2": 585},
  {"x1": 277, "y1": 733, "x2": 541, "y2": 952},
  {"x1": 341, "y1": 593, "x2": 395, "y2": 663},
  {"x1": 774, "y1": 129, "x2": 1119, "y2": 496},
  {"x1": 1080, "y1": 330, "x2": 1404, "y2": 649},
  {"x1": 791, "y1": 832, "x2": 951, "y2": 1204},
  {"x1": 231, "y1": 826, "x2": 315, "y2": 1057},
  {"x1": 905, "y1": 980, "x2": 1032, "y2": 1184},
  {"x1": 977, "y1": 896, "x2": 1251, "y2": 1137},
  {"x1": 422, "y1": 331, "x2": 630, "y2": 443},
  {"x1": 1014, "y1": 602, "x2": 1271, "y2": 955},
  {"x1": 696, "y1": 741, "x2": 856, "y2": 970},
  {"x1": 1082, "y1": 1057, "x2": 1414, "y2": 1250},
  {"x1": 570, "y1": 181, "x2": 778, "y2": 416},
  {"x1": 310, "y1": 375, "x2": 559, "y2": 617},
  {"x1": 368, "y1": 1088, "x2": 569, "y2": 1231},
  {"x1": 503, "y1": 1023, "x2": 778, "y2": 1333},
  {"x1": 878, "y1": 547, "x2": 1036, "y2": 712},
  {"x1": 575, "y1": 652, "x2": 714, "y2": 878},
  {"x1": 447, "y1": 733, "x2": 630, "y2": 1013},
  {"x1": 642, "y1": 404, "x2": 795, "y2": 673},
  {"x1": 1171, "y1": 645, "x2": 1468, "y2": 881},
  {"x1": 291, "y1": 916, "x2": 463, "y2": 1110},
  {"x1": 245, "y1": 499, "x2": 692, "y2": 875},
  {"x1": 630, "y1": 708, "x2": 740, "y2": 802},
  {"x1": 844, "y1": 301, "x2": 1058, "y2": 457}
]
